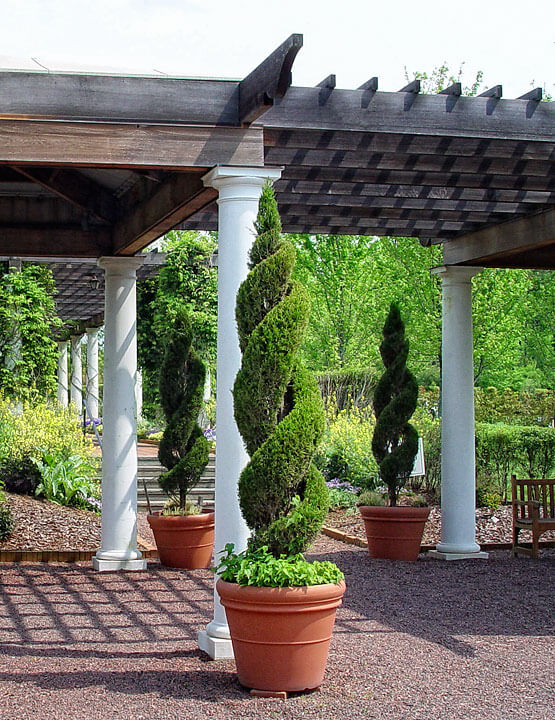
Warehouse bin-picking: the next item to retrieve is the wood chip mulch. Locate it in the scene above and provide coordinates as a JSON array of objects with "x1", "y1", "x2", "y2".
[{"x1": 2, "y1": 491, "x2": 554, "y2": 552}]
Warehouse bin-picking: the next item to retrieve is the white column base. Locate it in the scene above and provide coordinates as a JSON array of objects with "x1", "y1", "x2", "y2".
[
  {"x1": 197, "y1": 630, "x2": 235, "y2": 659},
  {"x1": 92, "y1": 556, "x2": 147, "y2": 572},
  {"x1": 428, "y1": 549, "x2": 489, "y2": 561}
]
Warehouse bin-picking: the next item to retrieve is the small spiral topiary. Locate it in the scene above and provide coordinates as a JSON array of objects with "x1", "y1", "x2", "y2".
[
  {"x1": 157, "y1": 307, "x2": 210, "y2": 514},
  {"x1": 233, "y1": 184, "x2": 328, "y2": 557},
  {"x1": 372, "y1": 302, "x2": 419, "y2": 506}
]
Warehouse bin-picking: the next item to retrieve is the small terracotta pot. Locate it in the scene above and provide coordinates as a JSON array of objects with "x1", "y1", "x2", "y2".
[
  {"x1": 217, "y1": 578, "x2": 346, "y2": 693},
  {"x1": 359, "y1": 505, "x2": 430, "y2": 561},
  {"x1": 147, "y1": 510, "x2": 215, "y2": 569}
]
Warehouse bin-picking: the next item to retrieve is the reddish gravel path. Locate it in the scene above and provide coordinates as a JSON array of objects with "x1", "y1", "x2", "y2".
[{"x1": 0, "y1": 536, "x2": 553, "y2": 720}]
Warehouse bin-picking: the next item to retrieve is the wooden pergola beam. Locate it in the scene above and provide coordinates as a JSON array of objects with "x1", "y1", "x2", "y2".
[
  {"x1": 11, "y1": 166, "x2": 117, "y2": 224},
  {"x1": 112, "y1": 173, "x2": 217, "y2": 255},
  {"x1": 239, "y1": 34, "x2": 303, "y2": 124},
  {"x1": 276, "y1": 191, "x2": 539, "y2": 216},
  {"x1": 0, "y1": 120, "x2": 264, "y2": 168},
  {"x1": 277, "y1": 179, "x2": 554, "y2": 205},
  {"x1": 280, "y1": 165, "x2": 555, "y2": 192},
  {"x1": 0, "y1": 227, "x2": 112, "y2": 256},
  {"x1": 0, "y1": 72, "x2": 240, "y2": 125},
  {"x1": 443, "y1": 208, "x2": 555, "y2": 265},
  {"x1": 265, "y1": 146, "x2": 551, "y2": 177},
  {"x1": 264, "y1": 128, "x2": 555, "y2": 161},
  {"x1": 261, "y1": 87, "x2": 555, "y2": 140}
]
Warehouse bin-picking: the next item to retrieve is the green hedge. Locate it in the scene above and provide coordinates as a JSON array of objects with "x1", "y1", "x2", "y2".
[{"x1": 421, "y1": 422, "x2": 555, "y2": 503}]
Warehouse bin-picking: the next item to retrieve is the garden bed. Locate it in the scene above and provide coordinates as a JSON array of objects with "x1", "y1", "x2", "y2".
[{"x1": 3, "y1": 492, "x2": 554, "y2": 553}]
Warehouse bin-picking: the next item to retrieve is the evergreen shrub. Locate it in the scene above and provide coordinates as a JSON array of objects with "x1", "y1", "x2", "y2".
[
  {"x1": 372, "y1": 303, "x2": 419, "y2": 506},
  {"x1": 157, "y1": 307, "x2": 210, "y2": 514},
  {"x1": 233, "y1": 184, "x2": 329, "y2": 558}
]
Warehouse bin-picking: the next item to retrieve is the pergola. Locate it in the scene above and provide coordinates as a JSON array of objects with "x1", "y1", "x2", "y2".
[{"x1": 1, "y1": 34, "x2": 553, "y2": 659}]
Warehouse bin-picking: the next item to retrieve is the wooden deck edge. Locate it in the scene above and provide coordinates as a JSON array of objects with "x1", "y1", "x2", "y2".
[{"x1": 321, "y1": 526, "x2": 555, "y2": 553}]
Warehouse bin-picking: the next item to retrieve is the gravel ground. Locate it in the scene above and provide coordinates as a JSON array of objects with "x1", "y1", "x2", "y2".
[{"x1": 0, "y1": 535, "x2": 553, "y2": 720}]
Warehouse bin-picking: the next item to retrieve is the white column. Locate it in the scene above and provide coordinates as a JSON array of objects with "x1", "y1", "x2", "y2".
[
  {"x1": 198, "y1": 165, "x2": 282, "y2": 659},
  {"x1": 57, "y1": 341, "x2": 69, "y2": 407},
  {"x1": 429, "y1": 265, "x2": 488, "y2": 560},
  {"x1": 70, "y1": 334, "x2": 83, "y2": 411},
  {"x1": 92, "y1": 256, "x2": 146, "y2": 572},
  {"x1": 85, "y1": 328, "x2": 100, "y2": 421},
  {"x1": 135, "y1": 368, "x2": 143, "y2": 422}
]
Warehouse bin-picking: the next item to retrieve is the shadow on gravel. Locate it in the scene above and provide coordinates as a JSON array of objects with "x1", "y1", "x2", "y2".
[
  {"x1": 308, "y1": 546, "x2": 555, "y2": 657},
  {"x1": 0, "y1": 668, "x2": 244, "y2": 702}
]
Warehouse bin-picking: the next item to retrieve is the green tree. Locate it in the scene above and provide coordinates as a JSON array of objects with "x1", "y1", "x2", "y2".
[
  {"x1": 0, "y1": 265, "x2": 61, "y2": 399},
  {"x1": 137, "y1": 232, "x2": 218, "y2": 419},
  {"x1": 292, "y1": 234, "x2": 378, "y2": 371},
  {"x1": 233, "y1": 184, "x2": 328, "y2": 557}
]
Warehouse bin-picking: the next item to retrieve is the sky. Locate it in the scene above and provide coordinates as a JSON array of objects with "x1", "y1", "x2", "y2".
[{"x1": 0, "y1": 0, "x2": 553, "y2": 98}]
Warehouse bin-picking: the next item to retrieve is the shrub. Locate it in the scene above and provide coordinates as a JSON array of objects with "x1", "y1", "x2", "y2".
[
  {"x1": 0, "y1": 501, "x2": 13, "y2": 541},
  {"x1": 372, "y1": 303, "x2": 419, "y2": 506},
  {"x1": 157, "y1": 307, "x2": 210, "y2": 514},
  {"x1": 318, "y1": 401, "x2": 379, "y2": 490},
  {"x1": 233, "y1": 183, "x2": 328, "y2": 558},
  {"x1": 0, "y1": 394, "x2": 96, "y2": 496},
  {"x1": 358, "y1": 489, "x2": 386, "y2": 507}
]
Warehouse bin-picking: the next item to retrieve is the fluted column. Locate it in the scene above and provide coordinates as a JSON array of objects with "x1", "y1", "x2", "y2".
[
  {"x1": 430, "y1": 265, "x2": 488, "y2": 561},
  {"x1": 92, "y1": 256, "x2": 146, "y2": 572},
  {"x1": 57, "y1": 341, "x2": 69, "y2": 407},
  {"x1": 197, "y1": 165, "x2": 282, "y2": 659}
]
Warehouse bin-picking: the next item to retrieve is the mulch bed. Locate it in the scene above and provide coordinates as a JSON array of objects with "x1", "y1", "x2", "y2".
[{"x1": 2, "y1": 492, "x2": 554, "y2": 552}]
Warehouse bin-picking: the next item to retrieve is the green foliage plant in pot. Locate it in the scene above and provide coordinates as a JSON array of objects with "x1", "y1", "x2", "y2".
[
  {"x1": 360, "y1": 302, "x2": 429, "y2": 561},
  {"x1": 147, "y1": 308, "x2": 212, "y2": 569},
  {"x1": 214, "y1": 184, "x2": 345, "y2": 695}
]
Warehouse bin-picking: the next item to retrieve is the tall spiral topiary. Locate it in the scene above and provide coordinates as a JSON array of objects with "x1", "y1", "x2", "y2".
[
  {"x1": 157, "y1": 307, "x2": 210, "y2": 513},
  {"x1": 233, "y1": 184, "x2": 328, "y2": 557},
  {"x1": 372, "y1": 302, "x2": 419, "y2": 506}
]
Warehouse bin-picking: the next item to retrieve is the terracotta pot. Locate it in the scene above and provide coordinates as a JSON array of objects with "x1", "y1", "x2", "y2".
[
  {"x1": 147, "y1": 510, "x2": 214, "y2": 569},
  {"x1": 217, "y1": 578, "x2": 346, "y2": 693},
  {"x1": 359, "y1": 505, "x2": 430, "y2": 561}
]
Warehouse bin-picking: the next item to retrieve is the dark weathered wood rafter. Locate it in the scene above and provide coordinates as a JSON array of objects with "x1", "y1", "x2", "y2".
[
  {"x1": 113, "y1": 173, "x2": 218, "y2": 255},
  {"x1": 280, "y1": 165, "x2": 555, "y2": 192},
  {"x1": 0, "y1": 39, "x2": 553, "y2": 266},
  {"x1": 239, "y1": 34, "x2": 303, "y2": 124},
  {"x1": 265, "y1": 146, "x2": 552, "y2": 177},
  {"x1": 277, "y1": 179, "x2": 554, "y2": 205},
  {"x1": 264, "y1": 129, "x2": 555, "y2": 161},
  {"x1": 11, "y1": 166, "x2": 117, "y2": 224}
]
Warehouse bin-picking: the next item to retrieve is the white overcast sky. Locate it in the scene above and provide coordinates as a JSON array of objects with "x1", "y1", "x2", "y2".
[{"x1": 0, "y1": 0, "x2": 553, "y2": 98}]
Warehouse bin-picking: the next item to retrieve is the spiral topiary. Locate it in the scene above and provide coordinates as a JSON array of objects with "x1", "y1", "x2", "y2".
[
  {"x1": 371, "y1": 302, "x2": 419, "y2": 506},
  {"x1": 157, "y1": 307, "x2": 210, "y2": 514},
  {"x1": 233, "y1": 184, "x2": 328, "y2": 557}
]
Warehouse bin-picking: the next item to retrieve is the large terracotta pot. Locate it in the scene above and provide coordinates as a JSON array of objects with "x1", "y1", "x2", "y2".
[
  {"x1": 217, "y1": 578, "x2": 346, "y2": 693},
  {"x1": 147, "y1": 510, "x2": 214, "y2": 569},
  {"x1": 359, "y1": 505, "x2": 430, "y2": 561}
]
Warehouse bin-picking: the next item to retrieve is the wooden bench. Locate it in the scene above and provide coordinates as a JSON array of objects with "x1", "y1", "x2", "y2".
[{"x1": 511, "y1": 475, "x2": 555, "y2": 558}]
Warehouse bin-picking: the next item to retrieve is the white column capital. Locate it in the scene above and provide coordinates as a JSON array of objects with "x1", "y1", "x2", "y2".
[
  {"x1": 57, "y1": 339, "x2": 68, "y2": 350},
  {"x1": 85, "y1": 326, "x2": 100, "y2": 336},
  {"x1": 431, "y1": 265, "x2": 483, "y2": 285},
  {"x1": 98, "y1": 256, "x2": 145, "y2": 277},
  {"x1": 202, "y1": 166, "x2": 282, "y2": 201}
]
